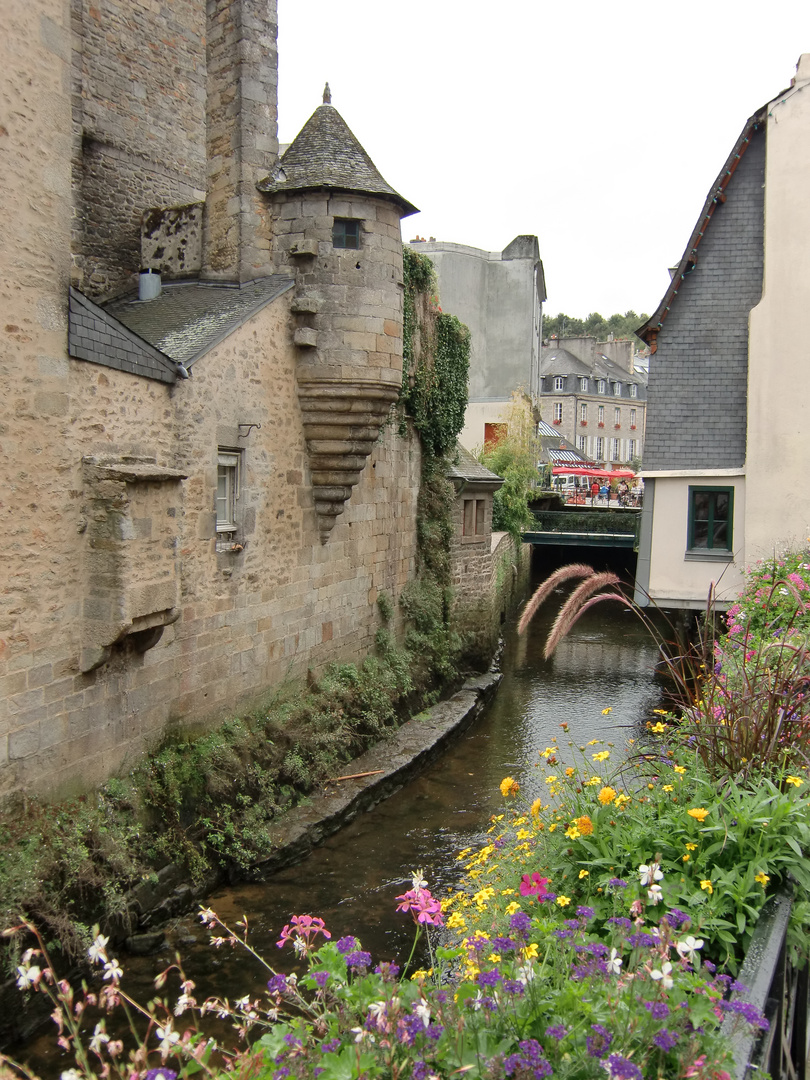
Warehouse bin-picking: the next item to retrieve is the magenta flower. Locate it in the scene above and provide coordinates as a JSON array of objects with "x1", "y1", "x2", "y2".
[
  {"x1": 519, "y1": 873, "x2": 550, "y2": 899},
  {"x1": 395, "y1": 887, "x2": 444, "y2": 926},
  {"x1": 276, "y1": 914, "x2": 331, "y2": 950}
]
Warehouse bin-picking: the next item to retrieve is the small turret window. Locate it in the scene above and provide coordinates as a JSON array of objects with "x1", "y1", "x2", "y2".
[{"x1": 332, "y1": 219, "x2": 361, "y2": 249}]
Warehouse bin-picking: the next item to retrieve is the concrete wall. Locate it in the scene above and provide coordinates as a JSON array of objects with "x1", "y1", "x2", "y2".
[{"x1": 746, "y1": 55, "x2": 810, "y2": 561}]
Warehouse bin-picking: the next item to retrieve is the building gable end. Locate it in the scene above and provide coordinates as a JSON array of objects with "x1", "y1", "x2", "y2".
[{"x1": 69, "y1": 288, "x2": 178, "y2": 384}]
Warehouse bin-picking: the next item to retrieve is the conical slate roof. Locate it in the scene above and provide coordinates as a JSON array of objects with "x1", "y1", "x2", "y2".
[{"x1": 257, "y1": 85, "x2": 418, "y2": 217}]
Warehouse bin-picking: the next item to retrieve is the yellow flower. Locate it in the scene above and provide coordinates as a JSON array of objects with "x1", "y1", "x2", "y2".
[
  {"x1": 785, "y1": 776, "x2": 804, "y2": 787},
  {"x1": 579, "y1": 869, "x2": 589, "y2": 879},
  {"x1": 593, "y1": 751, "x2": 610, "y2": 763},
  {"x1": 700, "y1": 879, "x2": 713, "y2": 895},
  {"x1": 501, "y1": 888, "x2": 515, "y2": 896},
  {"x1": 522, "y1": 943, "x2": 539, "y2": 959},
  {"x1": 530, "y1": 798, "x2": 542, "y2": 817},
  {"x1": 685, "y1": 843, "x2": 697, "y2": 851},
  {"x1": 500, "y1": 776, "x2": 519, "y2": 797},
  {"x1": 516, "y1": 828, "x2": 532, "y2": 840},
  {"x1": 411, "y1": 968, "x2": 430, "y2": 980},
  {"x1": 598, "y1": 786, "x2": 617, "y2": 806},
  {"x1": 649, "y1": 721, "x2": 668, "y2": 734},
  {"x1": 614, "y1": 793, "x2": 631, "y2": 808},
  {"x1": 674, "y1": 765, "x2": 686, "y2": 774},
  {"x1": 688, "y1": 808, "x2": 709, "y2": 822},
  {"x1": 653, "y1": 709, "x2": 668, "y2": 716},
  {"x1": 505, "y1": 901, "x2": 521, "y2": 915},
  {"x1": 487, "y1": 953, "x2": 501, "y2": 964},
  {"x1": 565, "y1": 825, "x2": 581, "y2": 839},
  {"x1": 446, "y1": 912, "x2": 467, "y2": 931},
  {"x1": 545, "y1": 775, "x2": 558, "y2": 784},
  {"x1": 587, "y1": 739, "x2": 600, "y2": 746},
  {"x1": 548, "y1": 823, "x2": 558, "y2": 833},
  {"x1": 663, "y1": 785, "x2": 674, "y2": 792},
  {"x1": 682, "y1": 854, "x2": 690, "y2": 862},
  {"x1": 755, "y1": 872, "x2": 770, "y2": 887},
  {"x1": 585, "y1": 775, "x2": 602, "y2": 787},
  {"x1": 602, "y1": 707, "x2": 613, "y2": 715},
  {"x1": 575, "y1": 815, "x2": 594, "y2": 836},
  {"x1": 556, "y1": 895, "x2": 571, "y2": 907},
  {"x1": 565, "y1": 767, "x2": 576, "y2": 777}
]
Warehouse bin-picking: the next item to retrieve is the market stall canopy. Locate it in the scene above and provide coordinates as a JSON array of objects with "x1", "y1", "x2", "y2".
[{"x1": 551, "y1": 467, "x2": 636, "y2": 479}]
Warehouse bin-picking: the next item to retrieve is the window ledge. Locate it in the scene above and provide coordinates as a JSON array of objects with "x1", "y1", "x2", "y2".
[{"x1": 684, "y1": 550, "x2": 734, "y2": 563}]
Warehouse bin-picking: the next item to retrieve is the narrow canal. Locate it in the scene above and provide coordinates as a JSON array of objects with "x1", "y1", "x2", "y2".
[{"x1": 21, "y1": 552, "x2": 669, "y2": 1072}]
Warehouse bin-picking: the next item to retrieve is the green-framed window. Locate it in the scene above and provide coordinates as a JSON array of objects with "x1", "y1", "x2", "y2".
[
  {"x1": 688, "y1": 486, "x2": 733, "y2": 552},
  {"x1": 332, "y1": 218, "x2": 361, "y2": 249}
]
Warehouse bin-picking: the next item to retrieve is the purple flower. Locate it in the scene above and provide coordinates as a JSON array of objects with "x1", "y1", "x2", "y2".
[
  {"x1": 375, "y1": 962, "x2": 400, "y2": 980},
  {"x1": 346, "y1": 950, "x2": 372, "y2": 969},
  {"x1": 320, "y1": 1039, "x2": 340, "y2": 1053},
  {"x1": 704, "y1": 959, "x2": 716, "y2": 973},
  {"x1": 608, "y1": 916, "x2": 633, "y2": 930},
  {"x1": 577, "y1": 905, "x2": 595, "y2": 920},
  {"x1": 477, "y1": 969, "x2": 501, "y2": 987},
  {"x1": 502, "y1": 979, "x2": 525, "y2": 995},
  {"x1": 644, "y1": 1001, "x2": 670, "y2": 1020},
  {"x1": 266, "y1": 974, "x2": 287, "y2": 995},
  {"x1": 313, "y1": 971, "x2": 329, "y2": 988},
  {"x1": 492, "y1": 936, "x2": 517, "y2": 953},
  {"x1": 627, "y1": 932, "x2": 656, "y2": 948},
  {"x1": 336, "y1": 936, "x2": 358, "y2": 954},
  {"x1": 724, "y1": 1000, "x2": 770, "y2": 1030},
  {"x1": 587, "y1": 1023, "x2": 613, "y2": 1058},
  {"x1": 283, "y1": 1034, "x2": 303, "y2": 1049},
  {"x1": 606, "y1": 1053, "x2": 642, "y2": 1080},
  {"x1": 665, "y1": 908, "x2": 690, "y2": 928},
  {"x1": 146, "y1": 1072, "x2": 177, "y2": 1080},
  {"x1": 412, "y1": 1064, "x2": 430, "y2": 1080},
  {"x1": 545, "y1": 1025, "x2": 568, "y2": 1040},
  {"x1": 510, "y1": 911, "x2": 532, "y2": 937},
  {"x1": 609, "y1": 877, "x2": 629, "y2": 889},
  {"x1": 505, "y1": 1039, "x2": 553, "y2": 1078},
  {"x1": 554, "y1": 928, "x2": 574, "y2": 940},
  {"x1": 653, "y1": 1029, "x2": 679, "y2": 1052}
]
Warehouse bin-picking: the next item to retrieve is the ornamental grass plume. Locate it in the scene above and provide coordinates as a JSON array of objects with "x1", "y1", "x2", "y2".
[
  {"x1": 543, "y1": 572, "x2": 623, "y2": 659},
  {"x1": 517, "y1": 563, "x2": 596, "y2": 635}
]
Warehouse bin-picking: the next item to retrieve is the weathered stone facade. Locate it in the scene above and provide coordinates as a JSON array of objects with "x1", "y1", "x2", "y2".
[{"x1": 0, "y1": 0, "x2": 431, "y2": 800}]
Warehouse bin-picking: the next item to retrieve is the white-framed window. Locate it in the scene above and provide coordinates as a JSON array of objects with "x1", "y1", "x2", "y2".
[
  {"x1": 614, "y1": 407, "x2": 621, "y2": 425},
  {"x1": 598, "y1": 379, "x2": 606, "y2": 394},
  {"x1": 578, "y1": 435, "x2": 587, "y2": 453},
  {"x1": 613, "y1": 381, "x2": 621, "y2": 396},
  {"x1": 579, "y1": 376, "x2": 588, "y2": 392},
  {"x1": 598, "y1": 405, "x2": 604, "y2": 424},
  {"x1": 554, "y1": 375, "x2": 565, "y2": 391},
  {"x1": 596, "y1": 437, "x2": 604, "y2": 459},
  {"x1": 611, "y1": 438, "x2": 620, "y2": 460},
  {"x1": 217, "y1": 449, "x2": 241, "y2": 534},
  {"x1": 580, "y1": 403, "x2": 587, "y2": 422},
  {"x1": 630, "y1": 408, "x2": 637, "y2": 427},
  {"x1": 553, "y1": 401, "x2": 563, "y2": 422},
  {"x1": 628, "y1": 439, "x2": 636, "y2": 459},
  {"x1": 630, "y1": 383, "x2": 638, "y2": 398}
]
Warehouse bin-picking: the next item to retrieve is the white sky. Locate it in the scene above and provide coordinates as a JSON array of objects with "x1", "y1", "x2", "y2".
[{"x1": 278, "y1": 1, "x2": 810, "y2": 319}]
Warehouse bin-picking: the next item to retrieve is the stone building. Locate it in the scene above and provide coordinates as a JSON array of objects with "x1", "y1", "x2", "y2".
[
  {"x1": 633, "y1": 56, "x2": 810, "y2": 610},
  {"x1": 539, "y1": 338, "x2": 647, "y2": 468},
  {"x1": 409, "y1": 237, "x2": 546, "y2": 452},
  {"x1": 0, "y1": 0, "x2": 456, "y2": 800}
]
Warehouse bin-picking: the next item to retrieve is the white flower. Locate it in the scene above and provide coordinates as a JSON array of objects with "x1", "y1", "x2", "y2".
[
  {"x1": 234, "y1": 996, "x2": 251, "y2": 1011},
  {"x1": 199, "y1": 907, "x2": 217, "y2": 923},
  {"x1": 102, "y1": 958, "x2": 123, "y2": 982},
  {"x1": 87, "y1": 934, "x2": 109, "y2": 964},
  {"x1": 350, "y1": 1027, "x2": 374, "y2": 1044},
  {"x1": 638, "y1": 862, "x2": 663, "y2": 887},
  {"x1": 607, "y1": 948, "x2": 623, "y2": 975},
  {"x1": 368, "y1": 1001, "x2": 387, "y2": 1022},
  {"x1": 676, "y1": 935, "x2": 705, "y2": 964},
  {"x1": 515, "y1": 963, "x2": 536, "y2": 985},
  {"x1": 156, "y1": 1023, "x2": 180, "y2": 1057},
  {"x1": 414, "y1": 1002, "x2": 431, "y2": 1028},
  {"x1": 647, "y1": 884, "x2": 663, "y2": 905},
  {"x1": 651, "y1": 961, "x2": 674, "y2": 990},
  {"x1": 89, "y1": 1023, "x2": 109, "y2": 1054},
  {"x1": 174, "y1": 993, "x2": 195, "y2": 1016},
  {"x1": 61, "y1": 1071, "x2": 83, "y2": 1080},
  {"x1": 16, "y1": 964, "x2": 41, "y2": 990},
  {"x1": 411, "y1": 868, "x2": 428, "y2": 890}
]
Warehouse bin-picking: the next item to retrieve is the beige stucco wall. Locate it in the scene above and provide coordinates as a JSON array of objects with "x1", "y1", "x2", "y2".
[
  {"x1": 645, "y1": 475, "x2": 745, "y2": 607},
  {"x1": 459, "y1": 401, "x2": 512, "y2": 454},
  {"x1": 746, "y1": 55, "x2": 810, "y2": 560}
]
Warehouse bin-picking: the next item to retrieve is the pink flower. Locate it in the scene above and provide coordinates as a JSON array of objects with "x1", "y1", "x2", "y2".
[
  {"x1": 395, "y1": 887, "x2": 444, "y2": 926},
  {"x1": 276, "y1": 915, "x2": 331, "y2": 949},
  {"x1": 519, "y1": 873, "x2": 549, "y2": 899}
]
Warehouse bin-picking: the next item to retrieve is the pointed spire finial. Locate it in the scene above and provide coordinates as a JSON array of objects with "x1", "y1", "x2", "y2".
[{"x1": 322, "y1": 82, "x2": 331, "y2": 105}]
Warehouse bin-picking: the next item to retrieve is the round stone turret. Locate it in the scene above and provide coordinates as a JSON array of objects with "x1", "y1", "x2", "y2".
[{"x1": 258, "y1": 92, "x2": 417, "y2": 540}]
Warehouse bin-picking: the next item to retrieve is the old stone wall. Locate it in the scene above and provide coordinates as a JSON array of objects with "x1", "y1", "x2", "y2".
[
  {"x1": 71, "y1": 0, "x2": 208, "y2": 297},
  {"x1": 1, "y1": 289, "x2": 420, "y2": 799}
]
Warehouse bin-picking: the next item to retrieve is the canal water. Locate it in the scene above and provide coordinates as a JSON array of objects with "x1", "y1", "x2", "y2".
[{"x1": 19, "y1": 554, "x2": 669, "y2": 1072}]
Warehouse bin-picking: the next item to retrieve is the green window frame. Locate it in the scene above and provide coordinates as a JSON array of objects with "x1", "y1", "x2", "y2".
[
  {"x1": 687, "y1": 486, "x2": 733, "y2": 553},
  {"x1": 332, "y1": 218, "x2": 361, "y2": 249}
]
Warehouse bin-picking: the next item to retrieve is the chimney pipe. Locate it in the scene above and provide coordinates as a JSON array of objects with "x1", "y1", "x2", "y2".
[{"x1": 139, "y1": 269, "x2": 161, "y2": 301}]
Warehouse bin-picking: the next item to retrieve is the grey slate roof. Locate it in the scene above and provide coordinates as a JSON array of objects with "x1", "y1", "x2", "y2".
[
  {"x1": 447, "y1": 443, "x2": 504, "y2": 489},
  {"x1": 69, "y1": 288, "x2": 180, "y2": 384},
  {"x1": 539, "y1": 345, "x2": 647, "y2": 400},
  {"x1": 106, "y1": 277, "x2": 294, "y2": 367},
  {"x1": 258, "y1": 100, "x2": 418, "y2": 217}
]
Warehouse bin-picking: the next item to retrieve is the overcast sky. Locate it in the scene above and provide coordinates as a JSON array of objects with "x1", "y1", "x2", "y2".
[{"x1": 278, "y1": 1, "x2": 810, "y2": 319}]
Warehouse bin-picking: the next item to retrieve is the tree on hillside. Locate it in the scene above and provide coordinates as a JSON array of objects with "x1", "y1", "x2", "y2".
[{"x1": 543, "y1": 310, "x2": 649, "y2": 348}]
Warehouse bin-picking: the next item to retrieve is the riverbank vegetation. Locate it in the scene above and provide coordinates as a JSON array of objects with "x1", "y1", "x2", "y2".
[
  {"x1": 478, "y1": 390, "x2": 542, "y2": 540},
  {"x1": 4, "y1": 545, "x2": 809, "y2": 1078},
  {"x1": 0, "y1": 249, "x2": 473, "y2": 984}
]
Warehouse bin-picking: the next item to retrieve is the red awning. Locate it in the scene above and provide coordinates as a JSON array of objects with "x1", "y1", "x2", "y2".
[{"x1": 552, "y1": 467, "x2": 635, "y2": 479}]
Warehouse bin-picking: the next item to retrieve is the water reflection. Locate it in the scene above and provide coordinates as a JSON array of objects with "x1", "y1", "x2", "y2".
[{"x1": 18, "y1": 575, "x2": 668, "y2": 1072}]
